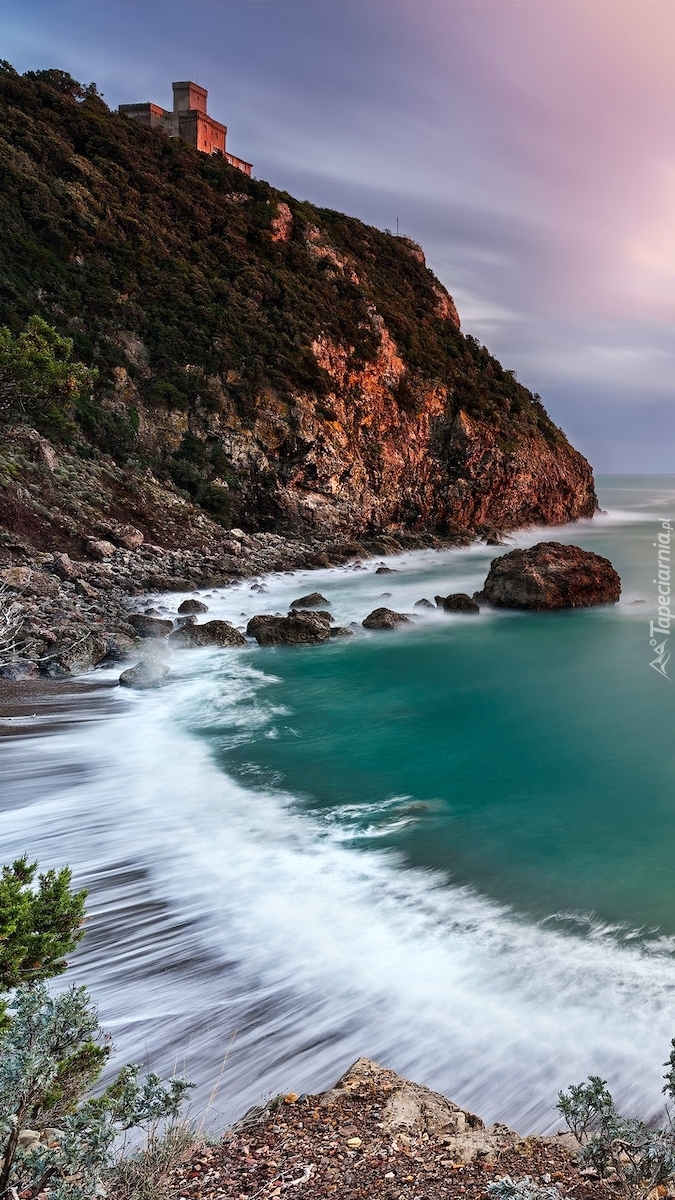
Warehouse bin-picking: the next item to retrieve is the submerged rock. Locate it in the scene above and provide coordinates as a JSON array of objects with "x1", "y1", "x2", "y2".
[
  {"x1": 362, "y1": 607, "x2": 411, "y2": 630},
  {"x1": 435, "y1": 593, "x2": 480, "y2": 613},
  {"x1": 329, "y1": 625, "x2": 354, "y2": 638},
  {"x1": 480, "y1": 541, "x2": 621, "y2": 610},
  {"x1": 169, "y1": 620, "x2": 246, "y2": 648},
  {"x1": 247, "y1": 611, "x2": 332, "y2": 645}
]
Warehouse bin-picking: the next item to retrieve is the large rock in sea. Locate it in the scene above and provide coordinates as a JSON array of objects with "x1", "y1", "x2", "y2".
[
  {"x1": 480, "y1": 541, "x2": 621, "y2": 610},
  {"x1": 169, "y1": 620, "x2": 246, "y2": 648},
  {"x1": 362, "y1": 607, "x2": 411, "y2": 630},
  {"x1": 435, "y1": 593, "x2": 480, "y2": 614},
  {"x1": 247, "y1": 611, "x2": 332, "y2": 645},
  {"x1": 289, "y1": 592, "x2": 330, "y2": 609}
]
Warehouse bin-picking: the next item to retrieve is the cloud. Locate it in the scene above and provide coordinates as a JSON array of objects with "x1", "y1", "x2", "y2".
[{"x1": 2, "y1": 0, "x2": 674, "y2": 469}]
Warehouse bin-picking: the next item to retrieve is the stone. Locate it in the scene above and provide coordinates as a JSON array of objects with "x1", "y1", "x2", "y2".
[
  {"x1": 169, "y1": 619, "x2": 247, "y2": 648},
  {"x1": 324, "y1": 1058, "x2": 508, "y2": 1164},
  {"x1": 435, "y1": 593, "x2": 480, "y2": 614},
  {"x1": 414, "y1": 598, "x2": 435, "y2": 609},
  {"x1": 128, "y1": 613, "x2": 173, "y2": 638},
  {"x1": 0, "y1": 659, "x2": 39, "y2": 680},
  {"x1": 329, "y1": 626, "x2": 354, "y2": 638},
  {"x1": 42, "y1": 634, "x2": 108, "y2": 677},
  {"x1": 76, "y1": 579, "x2": 99, "y2": 599},
  {"x1": 116, "y1": 525, "x2": 144, "y2": 550},
  {"x1": 375, "y1": 566, "x2": 397, "y2": 574},
  {"x1": 1, "y1": 566, "x2": 32, "y2": 589},
  {"x1": 362, "y1": 607, "x2": 411, "y2": 630},
  {"x1": 104, "y1": 631, "x2": 138, "y2": 661},
  {"x1": 290, "y1": 592, "x2": 330, "y2": 608},
  {"x1": 480, "y1": 541, "x2": 621, "y2": 610},
  {"x1": 52, "y1": 553, "x2": 79, "y2": 581},
  {"x1": 119, "y1": 659, "x2": 170, "y2": 689},
  {"x1": 25, "y1": 570, "x2": 60, "y2": 599},
  {"x1": 86, "y1": 538, "x2": 116, "y2": 561},
  {"x1": 178, "y1": 598, "x2": 209, "y2": 614},
  {"x1": 173, "y1": 614, "x2": 198, "y2": 629},
  {"x1": 247, "y1": 611, "x2": 332, "y2": 645}
]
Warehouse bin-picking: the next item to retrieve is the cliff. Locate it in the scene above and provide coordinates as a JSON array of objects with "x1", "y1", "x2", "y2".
[{"x1": 0, "y1": 65, "x2": 597, "y2": 545}]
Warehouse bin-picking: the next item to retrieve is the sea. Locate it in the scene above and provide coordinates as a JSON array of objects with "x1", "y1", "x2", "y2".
[{"x1": 2, "y1": 474, "x2": 674, "y2": 1134}]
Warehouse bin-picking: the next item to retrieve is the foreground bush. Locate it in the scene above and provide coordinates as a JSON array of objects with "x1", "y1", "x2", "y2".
[
  {"x1": 0, "y1": 982, "x2": 193, "y2": 1198},
  {"x1": 557, "y1": 1046, "x2": 675, "y2": 1200}
]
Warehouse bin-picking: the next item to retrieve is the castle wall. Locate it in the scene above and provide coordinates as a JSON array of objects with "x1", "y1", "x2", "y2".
[{"x1": 119, "y1": 82, "x2": 251, "y2": 173}]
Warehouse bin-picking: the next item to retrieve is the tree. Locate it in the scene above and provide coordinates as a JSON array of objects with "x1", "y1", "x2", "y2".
[
  {"x1": 0, "y1": 857, "x2": 87, "y2": 996},
  {"x1": 0, "y1": 316, "x2": 96, "y2": 439}
]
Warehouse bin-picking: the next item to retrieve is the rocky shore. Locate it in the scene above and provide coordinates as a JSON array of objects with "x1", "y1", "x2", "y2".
[
  {"x1": 0, "y1": 517, "x2": 472, "y2": 680},
  {"x1": 162, "y1": 1058, "x2": 598, "y2": 1200},
  {"x1": 0, "y1": 517, "x2": 623, "y2": 682}
]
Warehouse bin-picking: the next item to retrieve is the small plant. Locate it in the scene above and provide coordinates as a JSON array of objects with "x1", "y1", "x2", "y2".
[
  {"x1": 488, "y1": 1176, "x2": 562, "y2": 1200},
  {"x1": 557, "y1": 1045, "x2": 675, "y2": 1200}
]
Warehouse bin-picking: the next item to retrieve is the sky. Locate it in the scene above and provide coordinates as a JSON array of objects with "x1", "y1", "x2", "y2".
[{"x1": 4, "y1": 0, "x2": 675, "y2": 472}]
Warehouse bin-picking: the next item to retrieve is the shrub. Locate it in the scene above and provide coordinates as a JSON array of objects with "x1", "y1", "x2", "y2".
[
  {"x1": 0, "y1": 982, "x2": 193, "y2": 1198},
  {"x1": 557, "y1": 1047, "x2": 675, "y2": 1200},
  {"x1": 0, "y1": 857, "x2": 87, "y2": 995},
  {"x1": 0, "y1": 316, "x2": 96, "y2": 440}
]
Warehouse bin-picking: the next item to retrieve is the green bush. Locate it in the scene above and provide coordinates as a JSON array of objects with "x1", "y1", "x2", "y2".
[
  {"x1": 557, "y1": 1048, "x2": 675, "y2": 1200},
  {"x1": 0, "y1": 316, "x2": 96, "y2": 440}
]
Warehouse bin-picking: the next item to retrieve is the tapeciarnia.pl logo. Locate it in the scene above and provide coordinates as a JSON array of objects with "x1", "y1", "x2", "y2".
[{"x1": 650, "y1": 518, "x2": 672, "y2": 680}]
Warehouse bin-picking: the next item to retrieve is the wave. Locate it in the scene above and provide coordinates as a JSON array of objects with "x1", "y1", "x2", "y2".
[{"x1": 3, "y1": 658, "x2": 675, "y2": 1135}]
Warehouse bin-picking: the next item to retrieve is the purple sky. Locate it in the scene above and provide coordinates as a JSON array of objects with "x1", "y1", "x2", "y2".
[{"x1": 5, "y1": 0, "x2": 675, "y2": 471}]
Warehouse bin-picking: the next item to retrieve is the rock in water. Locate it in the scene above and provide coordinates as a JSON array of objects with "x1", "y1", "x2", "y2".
[
  {"x1": 169, "y1": 620, "x2": 247, "y2": 648},
  {"x1": 128, "y1": 614, "x2": 173, "y2": 638},
  {"x1": 247, "y1": 611, "x2": 332, "y2": 645},
  {"x1": 362, "y1": 608, "x2": 411, "y2": 630},
  {"x1": 119, "y1": 660, "x2": 170, "y2": 689},
  {"x1": 177, "y1": 598, "x2": 209, "y2": 614},
  {"x1": 289, "y1": 592, "x2": 330, "y2": 609},
  {"x1": 435, "y1": 593, "x2": 480, "y2": 613},
  {"x1": 480, "y1": 541, "x2": 621, "y2": 610}
]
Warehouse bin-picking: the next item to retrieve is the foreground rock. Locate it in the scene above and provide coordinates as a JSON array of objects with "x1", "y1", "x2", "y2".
[
  {"x1": 362, "y1": 607, "x2": 411, "y2": 630},
  {"x1": 169, "y1": 1057, "x2": 586, "y2": 1200},
  {"x1": 247, "y1": 611, "x2": 332, "y2": 645},
  {"x1": 480, "y1": 541, "x2": 621, "y2": 610},
  {"x1": 169, "y1": 620, "x2": 247, "y2": 648},
  {"x1": 435, "y1": 593, "x2": 480, "y2": 613}
]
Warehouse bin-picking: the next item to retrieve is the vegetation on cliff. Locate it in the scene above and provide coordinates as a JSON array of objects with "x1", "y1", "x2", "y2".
[{"x1": 0, "y1": 62, "x2": 596, "y2": 537}]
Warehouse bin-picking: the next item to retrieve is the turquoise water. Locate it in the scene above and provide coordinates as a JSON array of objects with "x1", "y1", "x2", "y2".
[
  {"x1": 2, "y1": 475, "x2": 675, "y2": 1131},
  {"x1": 214, "y1": 475, "x2": 675, "y2": 931}
]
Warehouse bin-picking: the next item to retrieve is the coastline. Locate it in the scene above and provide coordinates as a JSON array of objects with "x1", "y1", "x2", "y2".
[{"x1": 0, "y1": 526, "x2": 473, "y2": 682}]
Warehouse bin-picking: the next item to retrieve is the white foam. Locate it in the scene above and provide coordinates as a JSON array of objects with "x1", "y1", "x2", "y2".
[{"x1": 3, "y1": 656, "x2": 675, "y2": 1133}]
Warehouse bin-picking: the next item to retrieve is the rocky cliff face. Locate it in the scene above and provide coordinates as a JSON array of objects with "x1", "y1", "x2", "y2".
[{"x1": 0, "y1": 66, "x2": 597, "y2": 546}]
